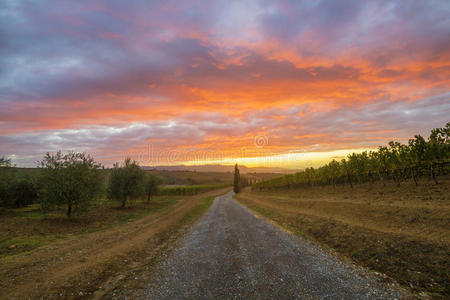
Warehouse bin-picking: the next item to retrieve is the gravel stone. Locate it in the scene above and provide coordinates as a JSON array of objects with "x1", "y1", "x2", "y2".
[{"x1": 145, "y1": 191, "x2": 405, "y2": 299}]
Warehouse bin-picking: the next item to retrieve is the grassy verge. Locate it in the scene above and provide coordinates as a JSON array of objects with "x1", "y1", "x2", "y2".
[
  {"x1": 178, "y1": 196, "x2": 215, "y2": 224},
  {"x1": 94, "y1": 192, "x2": 226, "y2": 299},
  {"x1": 0, "y1": 196, "x2": 180, "y2": 260},
  {"x1": 235, "y1": 178, "x2": 450, "y2": 298},
  {"x1": 0, "y1": 188, "x2": 230, "y2": 299}
]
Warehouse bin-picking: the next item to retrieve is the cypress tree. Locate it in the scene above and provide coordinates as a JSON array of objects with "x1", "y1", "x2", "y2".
[{"x1": 233, "y1": 164, "x2": 241, "y2": 193}]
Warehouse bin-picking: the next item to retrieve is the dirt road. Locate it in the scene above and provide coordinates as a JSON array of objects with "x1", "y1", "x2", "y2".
[
  {"x1": 0, "y1": 189, "x2": 230, "y2": 299},
  {"x1": 138, "y1": 191, "x2": 406, "y2": 299}
]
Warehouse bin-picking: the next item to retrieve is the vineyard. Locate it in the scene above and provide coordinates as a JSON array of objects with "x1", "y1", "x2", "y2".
[{"x1": 253, "y1": 123, "x2": 450, "y2": 190}]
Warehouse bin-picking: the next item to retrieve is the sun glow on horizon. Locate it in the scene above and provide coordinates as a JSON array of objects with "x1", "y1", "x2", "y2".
[{"x1": 169, "y1": 148, "x2": 374, "y2": 170}]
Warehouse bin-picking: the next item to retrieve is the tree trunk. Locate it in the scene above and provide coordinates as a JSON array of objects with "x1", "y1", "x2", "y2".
[
  {"x1": 378, "y1": 172, "x2": 385, "y2": 186},
  {"x1": 430, "y1": 165, "x2": 438, "y2": 184},
  {"x1": 67, "y1": 200, "x2": 72, "y2": 217},
  {"x1": 121, "y1": 197, "x2": 126, "y2": 208},
  {"x1": 347, "y1": 172, "x2": 353, "y2": 188},
  {"x1": 393, "y1": 170, "x2": 400, "y2": 187},
  {"x1": 147, "y1": 193, "x2": 151, "y2": 204},
  {"x1": 411, "y1": 167, "x2": 418, "y2": 186},
  {"x1": 368, "y1": 172, "x2": 374, "y2": 184}
]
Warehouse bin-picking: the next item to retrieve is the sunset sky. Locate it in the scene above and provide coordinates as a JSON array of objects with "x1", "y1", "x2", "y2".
[{"x1": 1, "y1": 0, "x2": 449, "y2": 168}]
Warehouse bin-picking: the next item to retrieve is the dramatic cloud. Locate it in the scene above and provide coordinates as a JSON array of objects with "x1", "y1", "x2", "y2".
[{"x1": 1, "y1": 0, "x2": 449, "y2": 167}]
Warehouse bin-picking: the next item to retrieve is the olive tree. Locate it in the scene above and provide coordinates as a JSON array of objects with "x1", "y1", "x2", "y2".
[
  {"x1": 144, "y1": 173, "x2": 164, "y2": 203},
  {"x1": 37, "y1": 151, "x2": 103, "y2": 217},
  {"x1": 107, "y1": 158, "x2": 145, "y2": 208}
]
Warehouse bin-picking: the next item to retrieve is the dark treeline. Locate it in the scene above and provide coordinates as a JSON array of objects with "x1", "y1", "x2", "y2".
[{"x1": 253, "y1": 123, "x2": 450, "y2": 190}]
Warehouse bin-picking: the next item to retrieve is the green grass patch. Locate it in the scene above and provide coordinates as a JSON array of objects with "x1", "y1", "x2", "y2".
[
  {"x1": 179, "y1": 196, "x2": 215, "y2": 224},
  {"x1": 0, "y1": 235, "x2": 55, "y2": 257}
]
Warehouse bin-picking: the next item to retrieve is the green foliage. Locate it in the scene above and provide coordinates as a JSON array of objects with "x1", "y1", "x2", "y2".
[
  {"x1": 158, "y1": 184, "x2": 229, "y2": 196},
  {"x1": 233, "y1": 164, "x2": 241, "y2": 193},
  {"x1": 254, "y1": 123, "x2": 450, "y2": 190},
  {"x1": 37, "y1": 151, "x2": 103, "y2": 217},
  {"x1": 144, "y1": 173, "x2": 164, "y2": 203},
  {"x1": 0, "y1": 158, "x2": 38, "y2": 208},
  {"x1": 107, "y1": 158, "x2": 145, "y2": 208},
  {"x1": 0, "y1": 162, "x2": 16, "y2": 208},
  {"x1": 0, "y1": 157, "x2": 12, "y2": 167},
  {"x1": 12, "y1": 176, "x2": 38, "y2": 207}
]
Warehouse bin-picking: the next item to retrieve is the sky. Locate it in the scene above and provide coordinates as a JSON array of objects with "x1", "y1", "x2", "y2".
[{"x1": 1, "y1": 0, "x2": 449, "y2": 168}]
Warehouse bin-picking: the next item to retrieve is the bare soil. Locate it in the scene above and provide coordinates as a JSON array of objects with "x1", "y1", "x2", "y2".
[
  {"x1": 114, "y1": 192, "x2": 408, "y2": 299},
  {"x1": 0, "y1": 188, "x2": 230, "y2": 299},
  {"x1": 235, "y1": 177, "x2": 450, "y2": 298}
]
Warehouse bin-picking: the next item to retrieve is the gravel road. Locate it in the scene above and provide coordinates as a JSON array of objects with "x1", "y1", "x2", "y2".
[{"x1": 145, "y1": 191, "x2": 405, "y2": 299}]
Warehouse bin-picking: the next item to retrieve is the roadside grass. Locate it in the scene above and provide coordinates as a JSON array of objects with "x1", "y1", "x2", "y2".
[
  {"x1": 0, "y1": 196, "x2": 180, "y2": 260},
  {"x1": 0, "y1": 188, "x2": 230, "y2": 299},
  {"x1": 235, "y1": 177, "x2": 450, "y2": 298},
  {"x1": 97, "y1": 193, "x2": 221, "y2": 299},
  {"x1": 178, "y1": 196, "x2": 215, "y2": 224}
]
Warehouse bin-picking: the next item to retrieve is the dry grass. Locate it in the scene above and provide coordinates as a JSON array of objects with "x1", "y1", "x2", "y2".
[
  {"x1": 235, "y1": 177, "x2": 450, "y2": 298},
  {"x1": 0, "y1": 188, "x2": 230, "y2": 298},
  {"x1": 0, "y1": 196, "x2": 179, "y2": 259}
]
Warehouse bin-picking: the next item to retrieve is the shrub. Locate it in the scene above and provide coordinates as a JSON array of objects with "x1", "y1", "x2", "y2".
[
  {"x1": 13, "y1": 176, "x2": 38, "y2": 207},
  {"x1": 0, "y1": 160, "x2": 15, "y2": 208},
  {"x1": 107, "y1": 158, "x2": 145, "y2": 208},
  {"x1": 37, "y1": 151, "x2": 103, "y2": 217}
]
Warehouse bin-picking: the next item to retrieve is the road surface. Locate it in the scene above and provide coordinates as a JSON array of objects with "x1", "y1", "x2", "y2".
[{"x1": 144, "y1": 191, "x2": 404, "y2": 299}]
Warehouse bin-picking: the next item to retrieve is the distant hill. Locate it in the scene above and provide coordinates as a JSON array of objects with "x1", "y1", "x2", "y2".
[{"x1": 141, "y1": 164, "x2": 293, "y2": 174}]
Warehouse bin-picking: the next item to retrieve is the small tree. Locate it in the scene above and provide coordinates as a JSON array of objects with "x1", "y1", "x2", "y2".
[
  {"x1": 37, "y1": 151, "x2": 103, "y2": 217},
  {"x1": 0, "y1": 157, "x2": 12, "y2": 167},
  {"x1": 107, "y1": 158, "x2": 145, "y2": 208},
  {"x1": 0, "y1": 157, "x2": 15, "y2": 208},
  {"x1": 233, "y1": 164, "x2": 241, "y2": 193},
  {"x1": 144, "y1": 173, "x2": 163, "y2": 203}
]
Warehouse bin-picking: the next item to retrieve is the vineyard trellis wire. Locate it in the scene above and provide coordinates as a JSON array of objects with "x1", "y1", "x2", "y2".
[{"x1": 253, "y1": 123, "x2": 450, "y2": 190}]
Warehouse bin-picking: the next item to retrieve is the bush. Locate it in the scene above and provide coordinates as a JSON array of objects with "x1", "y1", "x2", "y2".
[
  {"x1": 13, "y1": 177, "x2": 38, "y2": 207},
  {"x1": 107, "y1": 158, "x2": 145, "y2": 208},
  {"x1": 0, "y1": 163, "x2": 16, "y2": 208},
  {"x1": 37, "y1": 151, "x2": 103, "y2": 217}
]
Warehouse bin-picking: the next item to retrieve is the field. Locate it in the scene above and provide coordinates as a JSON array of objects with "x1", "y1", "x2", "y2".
[
  {"x1": 145, "y1": 169, "x2": 234, "y2": 185},
  {"x1": 0, "y1": 195, "x2": 179, "y2": 259},
  {"x1": 145, "y1": 169, "x2": 280, "y2": 185},
  {"x1": 235, "y1": 177, "x2": 450, "y2": 298},
  {"x1": 0, "y1": 187, "x2": 231, "y2": 298},
  {"x1": 158, "y1": 183, "x2": 231, "y2": 195}
]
